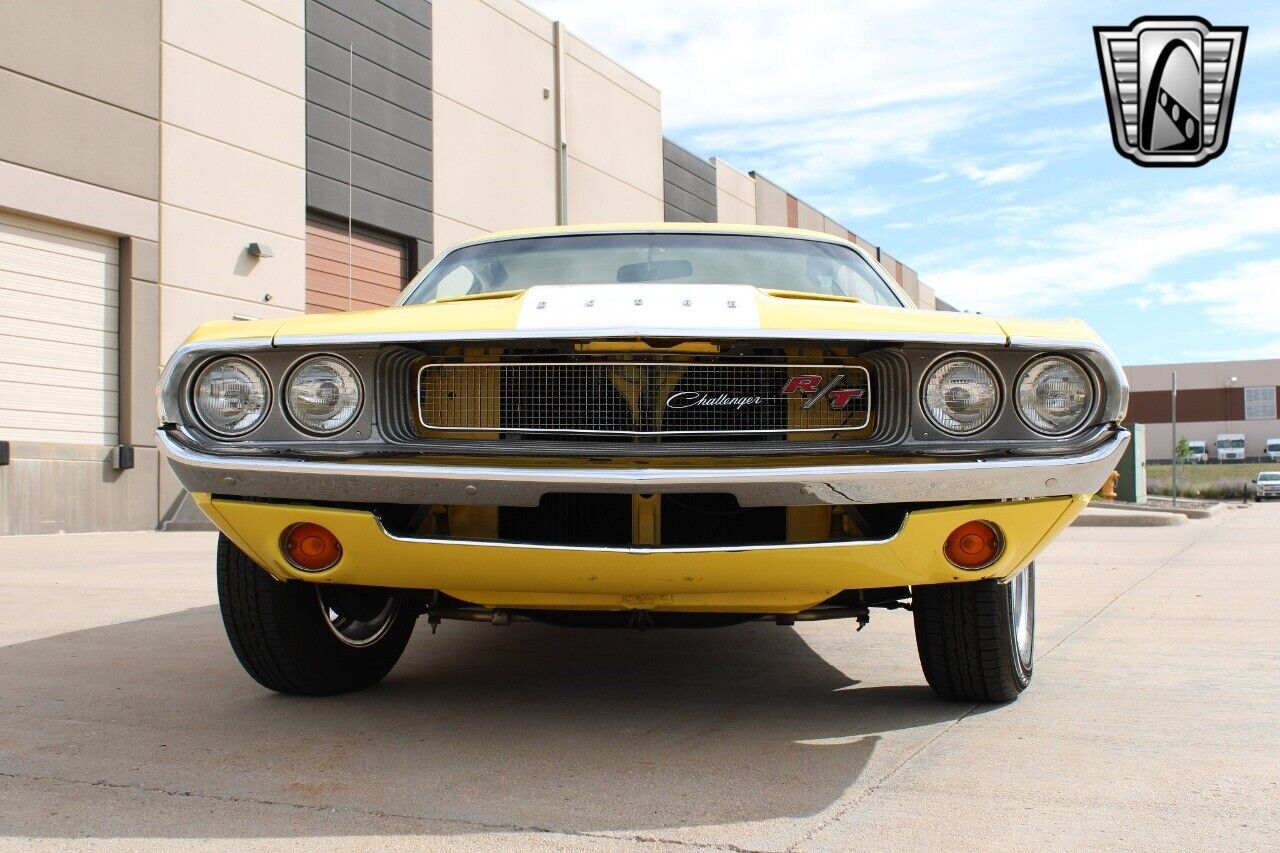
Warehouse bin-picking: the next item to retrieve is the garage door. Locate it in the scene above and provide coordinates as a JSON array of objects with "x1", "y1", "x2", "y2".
[
  {"x1": 0, "y1": 211, "x2": 119, "y2": 445},
  {"x1": 305, "y1": 216, "x2": 408, "y2": 313}
]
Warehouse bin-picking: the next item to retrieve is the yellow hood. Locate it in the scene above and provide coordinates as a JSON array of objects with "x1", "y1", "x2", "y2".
[{"x1": 184, "y1": 286, "x2": 1100, "y2": 348}]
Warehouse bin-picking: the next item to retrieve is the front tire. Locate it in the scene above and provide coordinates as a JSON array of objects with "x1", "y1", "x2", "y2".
[
  {"x1": 216, "y1": 535, "x2": 416, "y2": 695},
  {"x1": 912, "y1": 563, "x2": 1035, "y2": 702}
]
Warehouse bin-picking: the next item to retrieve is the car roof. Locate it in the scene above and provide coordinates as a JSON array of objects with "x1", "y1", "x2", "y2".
[{"x1": 447, "y1": 222, "x2": 859, "y2": 250}]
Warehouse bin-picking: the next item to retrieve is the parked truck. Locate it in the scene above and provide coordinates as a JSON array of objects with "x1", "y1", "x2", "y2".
[
  {"x1": 1186, "y1": 440, "x2": 1209, "y2": 464},
  {"x1": 1266, "y1": 438, "x2": 1280, "y2": 462},
  {"x1": 1216, "y1": 433, "x2": 1246, "y2": 462}
]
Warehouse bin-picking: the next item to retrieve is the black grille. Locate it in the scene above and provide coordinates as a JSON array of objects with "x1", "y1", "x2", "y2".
[{"x1": 418, "y1": 359, "x2": 871, "y2": 440}]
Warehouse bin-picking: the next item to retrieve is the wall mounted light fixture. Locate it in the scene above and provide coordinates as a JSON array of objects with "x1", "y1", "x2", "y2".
[{"x1": 247, "y1": 242, "x2": 274, "y2": 258}]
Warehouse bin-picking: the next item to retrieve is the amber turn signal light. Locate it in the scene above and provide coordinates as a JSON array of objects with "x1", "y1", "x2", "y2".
[
  {"x1": 282, "y1": 522, "x2": 342, "y2": 572},
  {"x1": 943, "y1": 520, "x2": 1003, "y2": 570}
]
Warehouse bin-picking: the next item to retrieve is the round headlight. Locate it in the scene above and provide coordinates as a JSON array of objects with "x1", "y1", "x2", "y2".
[
  {"x1": 1016, "y1": 356, "x2": 1093, "y2": 435},
  {"x1": 192, "y1": 357, "x2": 269, "y2": 437},
  {"x1": 922, "y1": 356, "x2": 1000, "y2": 435},
  {"x1": 285, "y1": 355, "x2": 362, "y2": 435}
]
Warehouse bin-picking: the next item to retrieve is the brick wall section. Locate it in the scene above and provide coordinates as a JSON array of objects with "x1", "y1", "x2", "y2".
[{"x1": 1126, "y1": 387, "x2": 1252, "y2": 424}]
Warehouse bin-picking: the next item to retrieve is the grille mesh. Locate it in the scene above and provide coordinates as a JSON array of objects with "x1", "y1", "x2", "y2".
[{"x1": 418, "y1": 361, "x2": 871, "y2": 437}]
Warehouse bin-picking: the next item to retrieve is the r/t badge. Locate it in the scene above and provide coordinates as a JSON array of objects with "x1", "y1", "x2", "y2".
[{"x1": 1094, "y1": 16, "x2": 1246, "y2": 167}]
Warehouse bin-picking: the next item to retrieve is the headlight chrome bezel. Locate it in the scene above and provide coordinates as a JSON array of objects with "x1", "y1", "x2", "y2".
[
  {"x1": 283, "y1": 353, "x2": 364, "y2": 436},
  {"x1": 1014, "y1": 354, "x2": 1096, "y2": 437},
  {"x1": 920, "y1": 353, "x2": 1003, "y2": 436},
  {"x1": 189, "y1": 355, "x2": 272, "y2": 438}
]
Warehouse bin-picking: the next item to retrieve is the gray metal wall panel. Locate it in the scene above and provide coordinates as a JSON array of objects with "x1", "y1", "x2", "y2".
[
  {"x1": 309, "y1": 0, "x2": 430, "y2": 61},
  {"x1": 308, "y1": 35, "x2": 432, "y2": 111},
  {"x1": 307, "y1": 103, "x2": 432, "y2": 180},
  {"x1": 307, "y1": 68, "x2": 432, "y2": 139},
  {"x1": 663, "y1": 183, "x2": 716, "y2": 223},
  {"x1": 662, "y1": 138, "x2": 716, "y2": 224},
  {"x1": 306, "y1": 0, "x2": 432, "y2": 262},
  {"x1": 664, "y1": 204, "x2": 698, "y2": 223},
  {"x1": 662, "y1": 160, "x2": 716, "y2": 206},
  {"x1": 309, "y1": 173, "x2": 432, "y2": 244},
  {"x1": 307, "y1": 138, "x2": 433, "y2": 207}
]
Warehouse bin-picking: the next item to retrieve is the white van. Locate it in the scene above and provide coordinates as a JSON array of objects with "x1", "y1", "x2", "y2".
[
  {"x1": 1266, "y1": 439, "x2": 1280, "y2": 462},
  {"x1": 1216, "y1": 433, "x2": 1246, "y2": 462},
  {"x1": 1185, "y1": 440, "x2": 1209, "y2": 464}
]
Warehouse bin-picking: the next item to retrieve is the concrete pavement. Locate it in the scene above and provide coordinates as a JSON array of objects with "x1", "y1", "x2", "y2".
[{"x1": 0, "y1": 504, "x2": 1276, "y2": 851}]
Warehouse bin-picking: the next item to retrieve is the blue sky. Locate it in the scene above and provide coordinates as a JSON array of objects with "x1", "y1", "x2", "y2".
[{"x1": 531, "y1": 1, "x2": 1280, "y2": 365}]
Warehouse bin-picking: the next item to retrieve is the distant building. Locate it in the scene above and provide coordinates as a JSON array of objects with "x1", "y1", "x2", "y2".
[{"x1": 1124, "y1": 359, "x2": 1280, "y2": 460}]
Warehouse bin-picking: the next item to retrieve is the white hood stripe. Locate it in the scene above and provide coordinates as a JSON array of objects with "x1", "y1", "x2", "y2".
[{"x1": 515, "y1": 284, "x2": 762, "y2": 333}]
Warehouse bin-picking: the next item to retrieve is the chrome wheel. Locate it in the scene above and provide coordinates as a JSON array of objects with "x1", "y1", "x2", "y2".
[
  {"x1": 1009, "y1": 564, "x2": 1035, "y2": 668},
  {"x1": 316, "y1": 585, "x2": 399, "y2": 648}
]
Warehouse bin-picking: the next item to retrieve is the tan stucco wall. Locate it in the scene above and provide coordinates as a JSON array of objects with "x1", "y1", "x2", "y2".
[
  {"x1": 431, "y1": 0, "x2": 661, "y2": 253},
  {"x1": 796, "y1": 200, "x2": 823, "y2": 233},
  {"x1": 563, "y1": 33, "x2": 663, "y2": 224},
  {"x1": 431, "y1": 0, "x2": 557, "y2": 248},
  {"x1": 156, "y1": 0, "x2": 306, "y2": 367},
  {"x1": 712, "y1": 158, "x2": 756, "y2": 225},
  {"x1": 752, "y1": 175, "x2": 790, "y2": 227},
  {"x1": 1126, "y1": 359, "x2": 1280, "y2": 392}
]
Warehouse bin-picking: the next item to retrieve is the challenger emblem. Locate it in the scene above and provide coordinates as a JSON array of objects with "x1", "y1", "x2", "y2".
[
  {"x1": 1094, "y1": 16, "x2": 1247, "y2": 167},
  {"x1": 665, "y1": 392, "x2": 764, "y2": 410},
  {"x1": 782, "y1": 374, "x2": 866, "y2": 410}
]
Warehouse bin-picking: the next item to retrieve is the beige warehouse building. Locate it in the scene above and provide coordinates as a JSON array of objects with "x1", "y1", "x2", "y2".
[
  {"x1": 0, "y1": 0, "x2": 933, "y2": 535},
  {"x1": 1125, "y1": 358, "x2": 1280, "y2": 461}
]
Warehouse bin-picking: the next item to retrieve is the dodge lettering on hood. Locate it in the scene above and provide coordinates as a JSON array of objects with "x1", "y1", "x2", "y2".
[{"x1": 158, "y1": 224, "x2": 1129, "y2": 701}]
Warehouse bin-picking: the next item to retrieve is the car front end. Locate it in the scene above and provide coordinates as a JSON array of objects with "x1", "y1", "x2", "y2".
[{"x1": 159, "y1": 225, "x2": 1129, "y2": 701}]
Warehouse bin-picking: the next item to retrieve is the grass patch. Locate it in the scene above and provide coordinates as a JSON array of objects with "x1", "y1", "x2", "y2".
[{"x1": 1147, "y1": 462, "x2": 1276, "y2": 500}]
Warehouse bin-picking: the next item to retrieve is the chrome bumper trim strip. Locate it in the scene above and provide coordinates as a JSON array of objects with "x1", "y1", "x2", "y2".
[{"x1": 158, "y1": 428, "x2": 1128, "y2": 508}]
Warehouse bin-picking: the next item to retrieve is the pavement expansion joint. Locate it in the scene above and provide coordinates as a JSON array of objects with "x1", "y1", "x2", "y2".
[{"x1": 0, "y1": 769, "x2": 769, "y2": 852}]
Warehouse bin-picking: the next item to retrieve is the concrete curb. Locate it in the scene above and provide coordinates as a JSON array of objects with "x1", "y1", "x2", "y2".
[
  {"x1": 1090, "y1": 500, "x2": 1224, "y2": 519},
  {"x1": 1073, "y1": 507, "x2": 1188, "y2": 527}
]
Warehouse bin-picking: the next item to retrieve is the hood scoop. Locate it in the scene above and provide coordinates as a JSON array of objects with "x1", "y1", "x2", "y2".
[{"x1": 760, "y1": 288, "x2": 864, "y2": 304}]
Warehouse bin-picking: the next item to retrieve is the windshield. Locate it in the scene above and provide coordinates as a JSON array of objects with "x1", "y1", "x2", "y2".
[
  {"x1": 403, "y1": 233, "x2": 905, "y2": 307},
  {"x1": 1259, "y1": 474, "x2": 1280, "y2": 482},
  {"x1": 1218, "y1": 439, "x2": 1246, "y2": 448}
]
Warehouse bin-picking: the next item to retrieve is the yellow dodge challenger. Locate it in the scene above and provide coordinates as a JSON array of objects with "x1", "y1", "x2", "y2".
[{"x1": 158, "y1": 224, "x2": 1129, "y2": 702}]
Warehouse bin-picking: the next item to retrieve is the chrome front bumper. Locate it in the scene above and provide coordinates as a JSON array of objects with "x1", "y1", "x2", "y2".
[{"x1": 157, "y1": 428, "x2": 1128, "y2": 507}]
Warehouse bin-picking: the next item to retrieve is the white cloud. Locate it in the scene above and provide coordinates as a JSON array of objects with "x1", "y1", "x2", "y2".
[
  {"x1": 1233, "y1": 105, "x2": 1280, "y2": 150},
  {"x1": 531, "y1": 0, "x2": 1083, "y2": 181},
  {"x1": 1149, "y1": 258, "x2": 1280, "y2": 336},
  {"x1": 1185, "y1": 341, "x2": 1280, "y2": 362},
  {"x1": 960, "y1": 160, "x2": 1046, "y2": 186},
  {"x1": 534, "y1": 1, "x2": 1073, "y2": 125},
  {"x1": 528, "y1": 0, "x2": 1280, "y2": 365},
  {"x1": 928, "y1": 185, "x2": 1280, "y2": 316}
]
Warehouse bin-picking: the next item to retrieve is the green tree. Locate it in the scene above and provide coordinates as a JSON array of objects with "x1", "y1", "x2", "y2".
[{"x1": 1175, "y1": 436, "x2": 1192, "y2": 461}]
